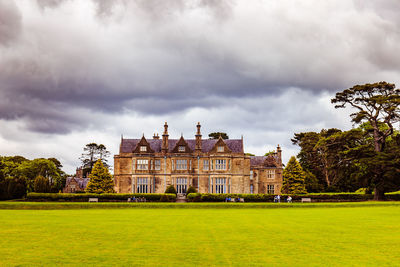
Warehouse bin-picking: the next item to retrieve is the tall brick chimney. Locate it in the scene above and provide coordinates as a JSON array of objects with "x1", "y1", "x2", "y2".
[
  {"x1": 195, "y1": 122, "x2": 202, "y2": 152},
  {"x1": 162, "y1": 122, "x2": 169, "y2": 153},
  {"x1": 277, "y1": 144, "x2": 282, "y2": 167}
]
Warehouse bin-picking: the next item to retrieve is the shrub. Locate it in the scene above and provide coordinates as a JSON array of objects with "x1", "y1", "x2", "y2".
[
  {"x1": 165, "y1": 185, "x2": 177, "y2": 194},
  {"x1": 26, "y1": 193, "x2": 176, "y2": 202},
  {"x1": 187, "y1": 193, "x2": 202, "y2": 202},
  {"x1": 386, "y1": 193, "x2": 400, "y2": 201},
  {"x1": 160, "y1": 194, "x2": 170, "y2": 202},
  {"x1": 355, "y1": 188, "x2": 367, "y2": 194},
  {"x1": 186, "y1": 186, "x2": 197, "y2": 196},
  {"x1": 187, "y1": 193, "x2": 378, "y2": 202}
]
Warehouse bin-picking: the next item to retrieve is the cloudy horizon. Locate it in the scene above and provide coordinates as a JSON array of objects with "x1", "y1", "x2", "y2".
[{"x1": 1, "y1": 0, "x2": 400, "y2": 174}]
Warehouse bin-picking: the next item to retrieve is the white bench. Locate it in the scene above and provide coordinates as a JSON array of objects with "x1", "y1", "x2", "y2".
[
  {"x1": 301, "y1": 198, "x2": 311, "y2": 203},
  {"x1": 88, "y1": 198, "x2": 98, "y2": 202}
]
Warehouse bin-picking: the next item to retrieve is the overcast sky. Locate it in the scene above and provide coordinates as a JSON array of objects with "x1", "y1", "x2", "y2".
[{"x1": 1, "y1": 0, "x2": 400, "y2": 174}]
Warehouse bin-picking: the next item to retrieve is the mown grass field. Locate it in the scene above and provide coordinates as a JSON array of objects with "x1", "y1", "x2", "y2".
[{"x1": 0, "y1": 202, "x2": 399, "y2": 266}]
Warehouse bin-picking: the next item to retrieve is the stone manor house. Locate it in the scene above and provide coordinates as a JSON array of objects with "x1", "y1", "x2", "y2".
[{"x1": 114, "y1": 123, "x2": 283, "y2": 194}]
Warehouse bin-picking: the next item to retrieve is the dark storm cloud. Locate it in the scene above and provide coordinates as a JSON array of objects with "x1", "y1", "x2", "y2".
[
  {"x1": 1, "y1": 0, "x2": 400, "y2": 134},
  {"x1": 0, "y1": 1, "x2": 21, "y2": 45}
]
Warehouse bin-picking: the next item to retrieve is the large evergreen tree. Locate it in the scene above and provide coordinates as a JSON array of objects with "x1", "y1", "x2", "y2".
[
  {"x1": 282, "y1": 156, "x2": 307, "y2": 194},
  {"x1": 331, "y1": 81, "x2": 400, "y2": 200},
  {"x1": 86, "y1": 160, "x2": 115, "y2": 194}
]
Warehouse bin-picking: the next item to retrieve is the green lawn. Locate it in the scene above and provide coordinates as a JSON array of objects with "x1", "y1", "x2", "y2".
[{"x1": 0, "y1": 202, "x2": 399, "y2": 266}]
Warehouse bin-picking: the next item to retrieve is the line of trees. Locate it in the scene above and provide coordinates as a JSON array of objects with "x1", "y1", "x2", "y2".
[
  {"x1": 0, "y1": 156, "x2": 67, "y2": 199},
  {"x1": 288, "y1": 82, "x2": 400, "y2": 200},
  {"x1": 0, "y1": 142, "x2": 113, "y2": 199}
]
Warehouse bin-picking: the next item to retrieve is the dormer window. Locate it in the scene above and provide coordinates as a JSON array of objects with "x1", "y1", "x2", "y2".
[
  {"x1": 217, "y1": 146, "x2": 224, "y2": 152},
  {"x1": 178, "y1": 146, "x2": 185, "y2": 152},
  {"x1": 140, "y1": 146, "x2": 147, "y2": 152}
]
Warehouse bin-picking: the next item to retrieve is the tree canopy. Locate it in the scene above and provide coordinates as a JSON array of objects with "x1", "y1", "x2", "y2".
[
  {"x1": 332, "y1": 81, "x2": 400, "y2": 153},
  {"x1": 80, "y1": 143, "x2": 111, "y2": 174},
  {"x1": 208, "y1": 132, "x2": 229, "y2": 140},
  {"x1": 331, "y1": 82, "x2": 400, "y2": 200},
  {"x1": 0, "y1": 156, "x2": 66, "y2": 199}
]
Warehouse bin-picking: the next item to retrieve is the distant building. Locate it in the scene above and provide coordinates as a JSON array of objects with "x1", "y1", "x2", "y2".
[
  {"x1": 113, "y1": 122, "x2": 283, "y2": 194},
  {"x1": 63, "y1": 166, "x2": 90, "y2": 193}
]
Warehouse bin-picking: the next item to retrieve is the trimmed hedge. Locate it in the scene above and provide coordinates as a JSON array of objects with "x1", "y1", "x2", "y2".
[
  {"x1": 186, "y1": 193, "x2": 400, "y2": 202},
  {"x1": 386, "y1": 194, "x2": 400, "y2": 201},
  {"x1": 25, "y1": 192, "x2": 400, "y2": 203},
  {"x1": 26, "y1": 193, "x2": 176, "y2": 202}
]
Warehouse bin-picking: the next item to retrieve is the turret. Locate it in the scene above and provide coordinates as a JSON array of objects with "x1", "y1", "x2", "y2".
[
  {"x1": 195, "y1": 122, "x2": 202, "y2": 152},
  {"x1": 162, "y1": 122, "x2": 169, "y2": 153}
]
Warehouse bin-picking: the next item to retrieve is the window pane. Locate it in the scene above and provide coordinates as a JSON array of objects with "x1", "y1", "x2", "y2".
[
  {"x1": 137, "y1": 160, "x2": 148, "y2": 170},
  {"x1": 155, "y1": 160, "x2": 161, "y2": 170},
  {"x1": 176, "y1": 159, "x2": 187, "y2": 170},
  {"x1": 215, "y1": 178, "x2": 226, "y2": 193},
  {"x1": 203, "y1": 160, "x2": 209, "y2": 170},
  {"x1": 176, "y1": 178, "x2": 187, "y2": 193},
  {"x1": 215, "y1": 159, "x2": 226, "y2": 170}
]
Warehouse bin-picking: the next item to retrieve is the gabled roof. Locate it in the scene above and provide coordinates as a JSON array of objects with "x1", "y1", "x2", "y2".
[
  {"x1": 132, "y1": 136, "x2": 155, "y2": 153},
  {"x1": 250, "y1": 155, "x2": 278, "y2": 168},
  {"x1": 120, "y1": 138, "x2": 243, "y2": 153},
  {"x1": 209, "y1": 136, "x2": 232, "y2": 153},
  {"x1": 65, "y1": 177, "x2": 90, "y2": 189},
  {"x1": 171, "y1": 136, "x2": 193, "y2": 153}
]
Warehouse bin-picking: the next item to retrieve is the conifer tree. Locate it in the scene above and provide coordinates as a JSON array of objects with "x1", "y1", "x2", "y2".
[
  {"x1": 86, "y1": 160, "x2": 115, "y2": 193},
  {"x1": 282, "y1": 156, "x2": 307, "y2": 194}
]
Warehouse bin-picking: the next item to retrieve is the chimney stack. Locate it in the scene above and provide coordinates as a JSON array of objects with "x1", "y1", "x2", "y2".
[
  {"x1": 162, "y1": 122, "x2": 169, "y2": 153},
  {"x1": 277, "y1": 144, "x2": 282, "y2": 167},
  {"x1": 153, "y1": 133, "x2": 160, "y2": 139},
  {"x1": 195, "y1": 122, "x2": 202, "y2": 152}
]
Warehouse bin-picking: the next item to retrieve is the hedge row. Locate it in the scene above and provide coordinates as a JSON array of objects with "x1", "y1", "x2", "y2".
[
  {"x1": 187, "y1": 193, "x2": 400, "y2": 202},
  {"x1": 26, "y1": 193, "x2": 177, "y2": 202}
]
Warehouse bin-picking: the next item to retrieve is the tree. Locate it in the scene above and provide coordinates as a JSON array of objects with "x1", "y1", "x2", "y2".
[
  {"x1": 165, "y1": 185, "x2": 177, "y2": 194},
  {"x1": 208, "y1": 132, "x2": 229, "y2": 140},
  {"x1": 85, "y1": 160, "x2": 115, "y2": 193},
  {"x1": 331, "y1": 82, "x2": 400, "y2": 200},
  {"x1": 282, "y1": 156, "x2": 307, "y2": 194},
  {"x1": 186, "y1": 186, "x2": 197, "y2": 196},
  {"x1": 292, "y1": 129, "x2": 341, "y2": 190},
  {"x1": 304, "y1": 170, "x2": 324, "y2": 193},
  {"x1": 34, "y1": 175, "x2": 50, "y2": 193},
  {"x1": 80, "y1": 143, "x2": 111, "y2": 174},
  {"x1": 264, "y1": 150, "x2": 275, "y2": 156},
  {"x1": 0, "y1": 178, "x2": 26, "y2": 200},
  {"x1": 17, "y1": 158, "x2": 62, "y2": 192},
  {"x1": 245, "y1": 153, "x2": 255, "y2": 156}
]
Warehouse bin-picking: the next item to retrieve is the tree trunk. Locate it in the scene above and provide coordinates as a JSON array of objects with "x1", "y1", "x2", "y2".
[
  {"x1": 374, "y1": 185, "x2": 386, "y2": 201},
  {"x1": 372, "y1": 127, "x2": 386, "y2": 201},
  {"x1": 322, "y1": 153, "x2": 330, "y2": 187}
]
